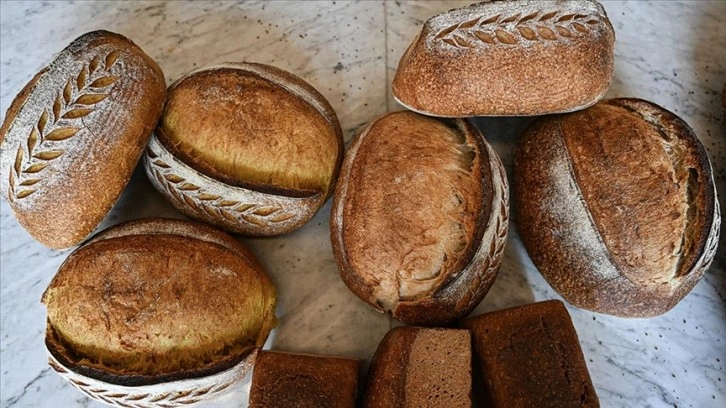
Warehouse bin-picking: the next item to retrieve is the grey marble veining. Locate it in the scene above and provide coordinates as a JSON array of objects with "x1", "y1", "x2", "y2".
[{"x1": 1, "y1": 1, "x2": 725, "y2": 408}]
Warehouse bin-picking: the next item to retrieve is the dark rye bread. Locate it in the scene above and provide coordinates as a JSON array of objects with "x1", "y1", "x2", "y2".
[
  {"x1": 331, "y1": 111, "x2": 509, "y2": 326},
  {"x1": 463, "y1": 300, "x2": 598, "y2": 408},
  {"x1": 249, "y1": 351, "x2": 360, "y2": 408},
  {"x1": 515, "y1": 98, "x2": 720, "y2": 317},
  {"x1": 363, "y1": 327, "x2": 471, "y2": 408}
]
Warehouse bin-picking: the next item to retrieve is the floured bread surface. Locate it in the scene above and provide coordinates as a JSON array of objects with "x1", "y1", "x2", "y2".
[
  {"x1": 158, "y1": 65, "x2": 341, "y2": 196},
  {"x1": 336, "y1": 111, "x2": 485, "y2": 314},
  {"x1": 42, "y1": 219, "x2": 277, "y2": 383},
  {"x1": 392, "y1": 0, "x2": 614, "y2": 116},
  {"x1": 562, "y1": 101, "x2": 707, "y2": 285},
  {"x1": 0, "y1": 30, "x2": 165, "y2": 249}
]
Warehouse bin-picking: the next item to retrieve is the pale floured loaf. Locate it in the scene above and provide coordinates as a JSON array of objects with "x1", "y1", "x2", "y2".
[
  {"x1": 515, "y1": 98, "x2": 720, "y2": 317},
  {"x1": 392, "y1": 0, "x2": 615, "y2": 117},
  {"x1": 42, "y1": 218, "x2": 277, "y2": 386},
  {"x1": 0, "y1": 30, "x2": 166, "y2": 249},
  {"x1": 331, "y1": 111, "x2": 509, "y2": 326},
  {"x1": 145, "y1": 63, "x2": 343, "y2": 236}
]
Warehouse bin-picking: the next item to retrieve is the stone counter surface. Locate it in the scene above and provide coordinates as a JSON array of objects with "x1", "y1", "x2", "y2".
[{"x1": 1, "y1": 1, "x2": 724, "y2": 407}]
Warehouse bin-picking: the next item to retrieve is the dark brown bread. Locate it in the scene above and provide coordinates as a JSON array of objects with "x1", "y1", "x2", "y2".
[
  {"x1": 0, "y1": 30, "x2": 165, "y2": 249},
  {"x1": 392, "y1": 0, "x2": 614, "y2": 117},
  {"x1": 249, "y1": 351, "x2": 360, "y2": 408},
  {"x1": 42, "y1": 218, "x2": 277, "y2": 386},
  {"x1": 515, "y1": 98, "x2": 720, "y2": 317},
  {"x1": 363, "y1": 327, "x2": 471, "y2": 408},
  {"x1": 331, "y1": 111, "x2": 509, "y2": 326},
  {"x1": 462, "y1": 300, "x2": 599, "y2": 408}
]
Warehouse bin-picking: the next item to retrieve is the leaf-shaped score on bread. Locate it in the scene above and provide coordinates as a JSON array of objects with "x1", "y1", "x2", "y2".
[
  {"x1": 146, "y1": 148, "x2": 297, "y2": 227},
  {"x1": 435, "y1": 10, "x2": 601, "y2": 48},
  {"x1": 8, "y1": 52, "x2": 119, "y2": 201}
]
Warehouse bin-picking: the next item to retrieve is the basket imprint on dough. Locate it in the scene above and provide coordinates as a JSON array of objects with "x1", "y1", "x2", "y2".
[
  {"x1": 48, "y1": 356, "x2": 234, "y2": 407},
  {"x1": 435, "y1": 10, "x2": 600, "y2": 48},
  {"x1": 146, "y1": 148, "x2": 296, "y2": 227},
  {"x1": 8, "y1": 51, "x2": 119, "y2": 201}
]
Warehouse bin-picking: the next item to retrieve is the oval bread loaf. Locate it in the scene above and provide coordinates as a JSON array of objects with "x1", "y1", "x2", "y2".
[
  {"x1": 331, "y1": 111, "x2": 509, "y2": 326},
  {"x1": 42, "y1": 218, "x2": 277, "y2": 387},
  {"x1": 0, "y1": 30, "x2": 166, "y2": 249},
  {"x1": 145, "y1": 63, "x2": 343, "y2": 236},
  {"x1": 392, "y1": 0, "x2": 615, "y2": 117},
  {"x1": 514, "y1": 98, "x2": 720, "y2": 317}
]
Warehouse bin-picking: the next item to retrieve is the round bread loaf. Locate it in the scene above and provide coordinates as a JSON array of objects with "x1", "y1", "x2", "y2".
[
  {"x1": 515, "y1": 98, "x2": 720, "y2": 317},
  {"x1": 331, "y1": 111, "x2": 509, "y2": 326},
  {"x1": 392, "y1": 0, "x2": 615, "y2": 117},
  {"x1": 42, "y1": 218, "x2": 277, "y2": 391},
  {"x1": 0, "y1": 30, "x2": 165, "y2": 249},
  {"x1": 144, "y1": 63, "x2": 343, "y2": 236}
]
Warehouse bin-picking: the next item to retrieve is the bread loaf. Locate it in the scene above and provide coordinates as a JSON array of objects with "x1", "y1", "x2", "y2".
[
  {"x1": 392, "y1": 0, "x2": 614, "y2": 117},
  {"x1": 145, "y1": 63, "x2": 343, "y2": 236},
  {"x1": 514, "y1": 98, "x2": 720, "y2": 317},
  {"x1": 331, "y1": 111, "x2": 508, "y2": 325},
  {"x1": 42, "y1": 218, "x2": 277, "y2": 402},
  {"x1": 249, "y1": 351, "x2": 360, "y2": 408},
  {"x1": 363, "y1": 327, "x2": 472, "y2": 408},
  {"x1": 462, "y1": 300, "x2": 599, "y2": 407},
  {"x1": 0, "y1": 30, "x2": 165, "y2": 249}
]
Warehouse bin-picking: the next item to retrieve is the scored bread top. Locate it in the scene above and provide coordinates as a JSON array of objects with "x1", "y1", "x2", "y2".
[
  {"x1": 561, "y1": 99, "x2": 713, "y2": 286},
  {"x1": 42, "y1": 218, "x2": 277, "y2": 384},
  {"x1": 157, "y1": 63, "x2": 343, "y2": 198},
  {"x1": 0, "y1": 30, "x2": 165, "y2": 249},
  {"x1": 332, "y1": 111, "x2": 493, "y2": 324},
  {"x1": 392, "y1": 0, "x2": 614, "y2": 116}
]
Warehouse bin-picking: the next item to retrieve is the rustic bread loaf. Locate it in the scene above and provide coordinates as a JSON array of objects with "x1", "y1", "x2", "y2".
[
  {"x1": 362, "y1": 327, "x2": 472, "y2": 408},
  {"x1": 145, "y1": 63, "x2": 343, "y2": 236},
  {"x1": 42, "y1": 218, "x2": 277, "y2": 389},
  {"x1": 249, "y1": 351, "x2": 360, "y2": 408},
  {"x1": 463, "y1": 300, "x2": 599, "y2": 408},
  {"x1": 331, "y1": 111, "x2": 508, "y2": 326},
  {"x1": 392, "y1": 0, "x2": 615, "y2": 117},
  {"x1": 515, "y1": 98, "x2": 720, "y2": 317},
  {"x1": 0, "y1": 30, "x2": 165, "y2": 249}
]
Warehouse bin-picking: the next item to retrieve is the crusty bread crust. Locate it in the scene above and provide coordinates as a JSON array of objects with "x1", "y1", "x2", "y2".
[
  {"x1": 0, "y1": 30, "x2": 166, "y2": 249},
  {"x1": 145, "y1": 63, "x2": 344, "y2": 236},
  {"x1": 42, "y1": 218, "x2": 277, "y2": 385},
  {"x1": 331, "y1": 111, "x2": 509, "y2": 326},
  {"x1": 250, "y1": 351, "x2": 360, "y2": 408},
  {"x1": 392, "y1": 0, "x2": 615, "y2": 117},
  {"x1": 515, "y1": 98, "x2": 720, "y2": 317}
]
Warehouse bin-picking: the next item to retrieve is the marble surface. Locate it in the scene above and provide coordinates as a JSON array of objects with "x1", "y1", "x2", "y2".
[{"x1": 0, "y1": 1, "x2": 724, "y2": 407}]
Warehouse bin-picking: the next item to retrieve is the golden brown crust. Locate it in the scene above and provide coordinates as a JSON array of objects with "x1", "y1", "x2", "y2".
[
  {"x1": 249, "y1": 351, "x2": 360, "y2": 408},
  {"x1": 514, "y1": 98, "x2": 720, "y2": 317},
  {"x1": 0, "y1": 30, "x2": 166, "y2": 249},
  {"x1": 392, "y1": 0, "x2": 615, "y2": 117},
  {"x1": 331, "y1": 111, "x2": 509, "y2": 326},
  {"x1": 42, "y1": 218, "x2": 277, "y2": 385},
  {"x1": 362, "y1": 327, "x2": 471, "y2": 408},
  {"x1": 462, "y1": 300, "x2": 599, "y2": 407},
  {"x1": 147, "y1": 63, "x2": 343, "y2": 236}
]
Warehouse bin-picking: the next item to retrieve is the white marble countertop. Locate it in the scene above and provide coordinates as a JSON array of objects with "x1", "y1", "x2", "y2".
[{"x1": 1, "y1": 1, "x2": 724, "y2": 407}]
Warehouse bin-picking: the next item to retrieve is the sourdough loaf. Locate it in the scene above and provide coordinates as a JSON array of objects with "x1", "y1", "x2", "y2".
[
  {"x1": 145, "y1": 63, "x2": 343, "y2": 236},
  {"x1": 363, "y1": 327, "x2": 472, "y2": 408},
  {"x1": 331, "y1": 111, "x2": 508, "y2": 325},
  {"x1": 42, "y1": 218, "x2": 277, "y2": 388},
  {"x1": 0, "y1": 30, "x2": 165, "y2": 249},
  {"x1": 392, "y1": 0, "x2": 615, "y2": 117},
  {"x1": 249, "y1": 351, "x2": 360, "y2": 408},
  {"x1": 463, "y1": 300, "x2": 599, "y2": 407},
  {"x1": 515, "y1": 98, "x2": 720, "y2": 317}
]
